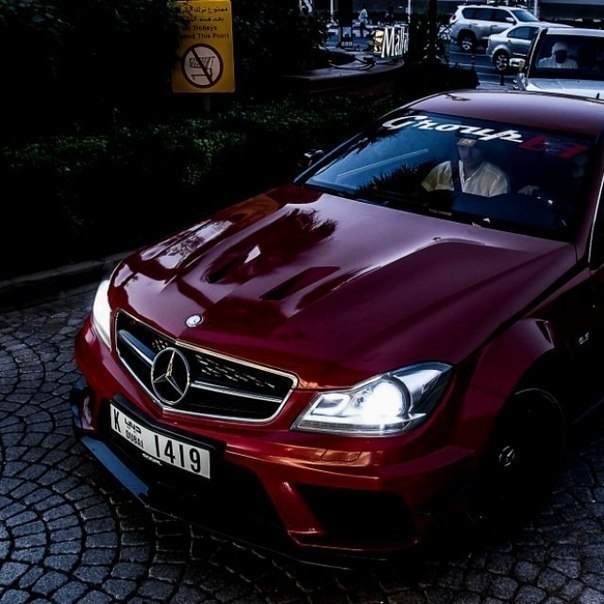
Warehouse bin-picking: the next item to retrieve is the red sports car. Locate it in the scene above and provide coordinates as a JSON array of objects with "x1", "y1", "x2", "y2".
[{"x1": 72, "y1": 91, "x2": 604, "y2": 563}]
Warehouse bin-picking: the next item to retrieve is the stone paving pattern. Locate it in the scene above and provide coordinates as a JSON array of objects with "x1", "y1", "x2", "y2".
[{"x1": 2, "y1": 284, "x2": 604, "y2": 603}]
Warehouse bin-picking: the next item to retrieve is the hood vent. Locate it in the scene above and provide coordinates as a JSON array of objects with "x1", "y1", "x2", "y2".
[{"x1": 262, "y1": 267, "x2": 338, "y2": 301}]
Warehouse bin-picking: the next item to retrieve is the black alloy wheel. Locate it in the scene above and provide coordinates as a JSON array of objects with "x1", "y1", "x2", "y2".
[{"x1": 468, "y1": 388, "x2": 566, "y2": 532}]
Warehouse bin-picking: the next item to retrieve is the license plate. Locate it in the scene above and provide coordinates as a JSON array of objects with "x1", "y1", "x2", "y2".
[{"x1": 110, "y1": 404, "x2": 211, "y2": 479}]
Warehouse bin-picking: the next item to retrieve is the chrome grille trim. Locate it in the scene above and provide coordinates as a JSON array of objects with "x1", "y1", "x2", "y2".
[
  {"x1": 115, "y1": 310, "x2": 297, "y2": 422},
  {"x1": 117, "y1": 330, "x2": 153, "y2": 365},
  {"x1": 189, "y1": 380, "x2": 283, "y2": 403}
]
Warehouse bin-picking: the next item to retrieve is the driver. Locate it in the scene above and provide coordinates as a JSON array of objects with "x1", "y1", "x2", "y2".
[{"x1": 421, "y1": 136, "x2": 509, "y2": 197}]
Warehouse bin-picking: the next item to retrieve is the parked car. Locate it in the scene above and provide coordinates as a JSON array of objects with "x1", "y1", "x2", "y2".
[
  {"x1": 486, "y1": 23, "x2": 549, "y2": 73},
  {"x1": 515, "y1": 27, "x2": 604, "y2": 98},
  {"x1": 450, "y1": 4, "x2": 542, "y2": 52},
  {"x1": 73, "y1": 90, "x2": 604, "y2": 564}
]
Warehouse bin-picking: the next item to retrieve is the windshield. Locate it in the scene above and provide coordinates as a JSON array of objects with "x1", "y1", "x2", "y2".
[
  {"x1": 532, "y1": 34, "x2": 604, "y2": 81},
  {"x1": 303, "y1": 110, "x2": 594, "y2": 241},
  {"x1": 511, "y1": 8, "x2": 539, "y2": 22}
]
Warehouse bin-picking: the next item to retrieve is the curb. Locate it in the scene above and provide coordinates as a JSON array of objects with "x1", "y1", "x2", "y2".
[{"x1": 0, "y1": 251, "x2": 131, "y2": 306}]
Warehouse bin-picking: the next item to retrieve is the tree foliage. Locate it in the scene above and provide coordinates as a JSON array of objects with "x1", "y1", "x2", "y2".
[
  {"x1": 0, "y1": 0, "x2": 327, "y2": 132},
  {"x1": 1, "y1": 0, "x2": 184, "y2": 133},
  {"x1": 232, "y1": 0, "x2": 326, "y2": 89}
]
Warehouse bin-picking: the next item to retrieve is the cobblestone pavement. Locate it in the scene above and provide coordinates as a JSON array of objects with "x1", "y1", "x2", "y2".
[{"x1": 2, "y1": 284, "x2": 604, "y2": 603}]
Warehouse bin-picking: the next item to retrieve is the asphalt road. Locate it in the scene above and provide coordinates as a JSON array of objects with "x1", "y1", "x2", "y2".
[
  {"x1": 447, "y1": 44, "x2": 517, "y2": 90},
  {"x1": 2, "y1": 283, "x2": 604, "y2": 602}
]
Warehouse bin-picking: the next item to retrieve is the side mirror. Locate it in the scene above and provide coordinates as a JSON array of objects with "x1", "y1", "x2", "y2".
[
  {"x1": 303, "y1": 149, "x2": 325, "y2": 167},
  {"x1": 505, "y1": 16, "x2": 515, "y2": 23}
]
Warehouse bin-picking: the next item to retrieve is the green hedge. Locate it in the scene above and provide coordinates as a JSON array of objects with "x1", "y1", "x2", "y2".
[{"x1": 0, "y1": 96, "x2": 394, "y2": 279}]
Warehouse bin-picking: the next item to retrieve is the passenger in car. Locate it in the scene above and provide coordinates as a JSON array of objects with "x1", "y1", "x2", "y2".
[
  {"x1": 517, "y1": 153, "x2": 588, "y2": 227},
  {"x1": 421, "y1": 136, "x2": 509, "y2": 197},
  {"x1": 538, "y1": 41, "x2": 578, "y2": 68}
]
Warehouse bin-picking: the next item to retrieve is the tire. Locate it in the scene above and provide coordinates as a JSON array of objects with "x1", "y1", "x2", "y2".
[
  {"x1": 468, "y1": 388, "x2": 565, "y2": 532},
  {"x1": 493, "y1": 50, "x2": 510, "y2": 73},
  {"x1": 459, "y1": 33, "x2": 475, "y2": 52}
]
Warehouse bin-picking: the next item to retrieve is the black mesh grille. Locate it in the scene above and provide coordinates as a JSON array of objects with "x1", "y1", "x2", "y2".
[
  {"x1": 115, "y1": 312, "x2": 294, "y2": 420},
  {"x1": 298, "y1": 485, "x2": 413, "y2": 542}
]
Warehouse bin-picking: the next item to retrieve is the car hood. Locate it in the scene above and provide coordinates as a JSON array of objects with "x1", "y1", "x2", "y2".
[
  {"x1": 113, "y1": 185, "x2": 577, "y2": 388},
  {"x1": 525, "y1": 78, "x2": 604, "y2": 99}
]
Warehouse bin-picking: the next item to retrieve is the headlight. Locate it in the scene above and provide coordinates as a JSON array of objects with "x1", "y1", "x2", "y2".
[
  {"x1": 91, "y1": 278, "x2": 112, "y2": 348},
  {"x1": 292, "y1": 363, "x2": 452, "y2": 436}
]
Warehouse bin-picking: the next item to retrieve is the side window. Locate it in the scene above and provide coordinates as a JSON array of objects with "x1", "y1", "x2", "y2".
[
  {"x1": 474, "y1": 8, "x2": 493, "y2": 21},
  {"x1": 491, "y1": 9, "x2": 509, "y2": 23},
  {"x1": 509, "y1": 27, "x2": 525, "y2": 40},
  {"x1": 510, "y1": 27, "x2": 537, "y2": 41},
  {"x1": 463, "y1": 8, "x2": 478, "y2": 19}
]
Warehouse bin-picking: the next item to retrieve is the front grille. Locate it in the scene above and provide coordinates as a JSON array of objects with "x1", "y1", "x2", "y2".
[{"x1": 115, "y1": 312, "x2": 295, "y2": 421}]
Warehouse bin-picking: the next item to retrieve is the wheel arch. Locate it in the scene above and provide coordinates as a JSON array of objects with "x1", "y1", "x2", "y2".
[
  {"x1": 469, "y1": 318, "x2": 563, "y2": 402},
  {"x1": 492, "y1": 46, "x2": 510, "y2": 61},
  {"x1": 457, "y1": 29, "x2": 476, "y2": 43},
  {"x1": 454, "y1": 318, "x2": 568, "y2": 457}
]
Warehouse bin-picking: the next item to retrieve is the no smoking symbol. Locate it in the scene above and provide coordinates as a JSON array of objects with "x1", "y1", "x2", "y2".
[{"x1": 182, "y1": 44, "x2": 223, "y2": 88}]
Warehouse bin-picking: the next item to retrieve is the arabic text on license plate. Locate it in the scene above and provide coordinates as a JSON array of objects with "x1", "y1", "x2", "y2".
[{"x1": 110, "y1": 404, "x2": 210, "y2": 479}]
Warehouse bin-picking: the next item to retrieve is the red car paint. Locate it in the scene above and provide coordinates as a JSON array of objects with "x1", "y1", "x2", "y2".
[{"x1": 72, "y1": 91, "x2": 604, "y2": 560}]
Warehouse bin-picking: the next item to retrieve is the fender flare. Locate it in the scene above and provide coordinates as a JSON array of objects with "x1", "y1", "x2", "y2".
[
  {"x1": 452, "y1": 318, "x2": 561, "y2": 456},
  {"x1": 470, "y1": 318, "x2": 557, "y2": 399}
]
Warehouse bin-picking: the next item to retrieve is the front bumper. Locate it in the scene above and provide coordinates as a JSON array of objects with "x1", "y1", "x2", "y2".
[{"x1": 72, "y1": 319, "x2": 477, "y2": 564}]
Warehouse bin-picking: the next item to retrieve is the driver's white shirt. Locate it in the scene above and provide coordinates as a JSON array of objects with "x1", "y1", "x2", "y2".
[
  {"x1": 537, "y1": 56, "x2": 578, "y2": 68},
  {"x1": 422, "y1": 160, "x2": 509, "y2": 197}
]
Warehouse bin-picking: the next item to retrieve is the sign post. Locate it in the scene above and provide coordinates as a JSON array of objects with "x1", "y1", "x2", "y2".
[{"x1": 172, "y1": 0, "x2": 235, "y2": 94}]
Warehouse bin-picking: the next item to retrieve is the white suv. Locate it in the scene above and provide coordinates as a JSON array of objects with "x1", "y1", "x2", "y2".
[{"x1": 450, "y1": 5, "x2": 541, "y2": 52}]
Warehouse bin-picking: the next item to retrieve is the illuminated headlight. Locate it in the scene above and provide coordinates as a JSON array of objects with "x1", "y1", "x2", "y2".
[
  {"x1": 292, "y1": 363, "x2": 452, "y2": 436},
  {"x1": 91, "y1": 278, "x2": 112, "y2": 348}
]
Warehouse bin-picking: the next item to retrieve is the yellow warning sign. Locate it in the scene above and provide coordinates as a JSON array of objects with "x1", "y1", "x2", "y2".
[{"x1": 172, "y1": 0, "x2": 235, "y2": 93}]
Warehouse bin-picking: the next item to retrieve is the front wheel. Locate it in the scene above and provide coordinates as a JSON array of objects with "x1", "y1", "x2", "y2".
[
  {"x1": 468, "y1": 388, "x2": 565, "y2": 532},
  {"x1": 493, "y1": 50, "x2": 510, "y2": 73}
]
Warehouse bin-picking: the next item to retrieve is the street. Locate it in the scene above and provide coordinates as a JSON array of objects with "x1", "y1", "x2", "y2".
[
  {"x1": 447, "y1": 44, "x2": 517, "y2": 90},
  {"x1": 1, "y1": 284, "x2": 604, "y2": 602},
  {"x1": 325, "y1": 26, "x2": 517, "y2": 91}
]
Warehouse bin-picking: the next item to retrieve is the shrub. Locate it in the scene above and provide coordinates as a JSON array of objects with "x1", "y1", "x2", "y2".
[{"x1": 0, "y1": 95, "x2": 393, "y2": 279}]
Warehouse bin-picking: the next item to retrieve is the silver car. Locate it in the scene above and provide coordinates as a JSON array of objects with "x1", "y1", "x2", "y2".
[
  {"x1": 450, "y1": 4, "x2": 541, "y2": 52},
  {"x1": 487, "y1": 23, "x2": 549, "y2": 73}
]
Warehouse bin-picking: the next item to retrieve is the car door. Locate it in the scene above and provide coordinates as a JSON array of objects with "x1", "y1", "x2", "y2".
[
  {"x1": 509, "y1": 26, "x2": 539, "y2": 58},
  {"x1": 489, "y1": 9, "x2": 516, "y2": 37},
  {"x1": 562, "y1": 169, "x2": 604, "y2": 414},
  {"x1": 473, "y1": 8, "x2": 497, "y2": 41}
]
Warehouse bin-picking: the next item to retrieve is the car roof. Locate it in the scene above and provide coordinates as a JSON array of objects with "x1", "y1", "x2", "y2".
[
  {"x1": 459, "y1": 4, "x2": 515, "y2": 8},
  {"x1": 408, "y1": 90, "x2": 604, "y2": 137},
  {"x1": 542, "y1": 27, "x2": 604, "y2": 38}
]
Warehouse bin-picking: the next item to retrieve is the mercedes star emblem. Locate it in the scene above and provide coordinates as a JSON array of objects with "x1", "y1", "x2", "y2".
[
  {"x1": 186, "y1": 314, "x2": 204, "y2": 328},
  {"x1": 150, "y1": 348, "x2": 191, "y2": 405}
]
